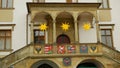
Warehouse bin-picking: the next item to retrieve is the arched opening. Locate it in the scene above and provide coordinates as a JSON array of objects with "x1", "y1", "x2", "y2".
[
  {"x1": 31, "y1": 60, "x2": 59, "y2": 68},
  {"x1": 77, "y1": 12, "x2": 95, "y2": 28},
  {"x1": 32, "y1": 12, "x2": 53, "y2": 44},
  {"x1": 57, "y1": 34, "x2": 70, "y2": 44},
  {"x1": 56, "y1": 12, "x2": 75, "y2": 43},
  {"x1": 77, "y1": 12, "x2": 97, "y2": 43},
  {"x1": 38, "y1": 64, "x2": 52, "y2": 68},
  {"x1": 76, "y1": 59, "x2": 105, "y2": 68},
  {"x1": 77, "y1": 62, "x2": 97, "y2": 68}
]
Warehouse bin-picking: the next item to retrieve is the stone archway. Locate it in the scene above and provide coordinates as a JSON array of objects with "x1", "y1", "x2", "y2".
[
  {"x1": 77, "y1": 62, "x2": 97, "y2": 68},
  {"x1": 38, "y1": 64, "x2": 52, "y2": 68},
  {"x1": 32, "y1": 12, "x2": 53, "y2": 44},
  {"x1": 31, "y1": 60, "x2": 59, "y2": 68},
  {"x1": 76, "y1": 59, "x2": 105, "y2": 68},
  {"x1": 56, "y1": 11, "x2": 75, "y2": 43}
]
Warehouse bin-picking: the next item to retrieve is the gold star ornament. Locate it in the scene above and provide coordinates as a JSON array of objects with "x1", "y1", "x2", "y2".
[
  {"x1": 83, "y1": 23, "x2": 91, "y2": 30},
  {"x1": 61, "y1": 23, "x2": 70, "y2": 31},
  {"x1": 39, "y1": 23, "x2": 48, "y2": 31}
]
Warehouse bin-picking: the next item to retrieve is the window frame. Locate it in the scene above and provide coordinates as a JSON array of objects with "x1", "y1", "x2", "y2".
[
  {"x1": 100, "y1": 29, "x2": 114, "y2": 48},
  {"x1": 0, "y1": 30, "x2": 12, "y2": 51},
  {"x1": 0, "y1": 0, "x2": 13, "y2": 8},
  {"x1": 34, "y1": 29, "x2": 45, "y2": 44}
]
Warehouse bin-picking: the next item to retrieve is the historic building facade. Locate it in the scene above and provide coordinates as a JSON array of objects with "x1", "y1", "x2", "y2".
[{"x1": 0, "y1": 0, "x2": 120, "y2": 68}]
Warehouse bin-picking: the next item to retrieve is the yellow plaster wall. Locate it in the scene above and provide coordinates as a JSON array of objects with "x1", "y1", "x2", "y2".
[
  {"x1": 98, "y1": 9, "x2": 111, "y2": 22},
  {"x1": 13, "y1": 56, "x2": 119, "y2": 68},
  {"x1": 0, "y1": 9, "x2": 13, "y2": 22}
]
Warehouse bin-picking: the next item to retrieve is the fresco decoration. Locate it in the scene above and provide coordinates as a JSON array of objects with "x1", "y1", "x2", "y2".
[
  {"x1": 34, "y1": 45, "x2": 42, "y2": 54},
  {"x1": 89, "y1": 46, "x2": 98, "y2": 53},
  {"x1": 80, "y1": 45, "x2": 88, "y2": 53},
  {"x1": 57, "y1": 45, "x2": 65, "y2": 54},
  {"x1": 63, "y1": 57, "x2": 71, "y2": 66},
  {"x1": 67, "y1": 45, "x2": 76, "y2": 53},
  {"x1": 44, "y1": 45, "x2": 53, "y2": 54}
]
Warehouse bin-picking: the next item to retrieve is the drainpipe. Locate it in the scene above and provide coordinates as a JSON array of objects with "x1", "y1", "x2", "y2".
[{"x1": 26, "y1": 13, "x2": 29, "y2": 45}]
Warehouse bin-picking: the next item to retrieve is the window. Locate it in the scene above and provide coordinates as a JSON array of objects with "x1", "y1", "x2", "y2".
[
  {"x1": 0, "y1": 0, "x2": 13, "y2": 8},
  {"x1": 0, "y1": 30, "x2": 11, "y2": 50},
  {"x1": 101, "y1": 29, "x2": 113, "y2": 47},
  {"x1": 98, "y1": 0, "x2": 110, "y2": 8},
  {"x1": 34, "y1": 30, "x2": 45, "y2": 44}
]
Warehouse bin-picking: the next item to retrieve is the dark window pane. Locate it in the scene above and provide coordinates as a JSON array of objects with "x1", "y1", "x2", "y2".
[{"x1": 34, "y1": 30, "x2": 45, "y2": 44}]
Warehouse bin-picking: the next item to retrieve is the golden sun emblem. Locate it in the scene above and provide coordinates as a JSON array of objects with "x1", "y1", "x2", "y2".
[
  {"x1": 39, "y1": 23, "x2": 47, "y2": 31},
  {"x1": 61, "y1": 23, "x2": 70, "y2": 31},
  {"x1": 83, "y1": 23, "x2": 91, "y2": 30}
]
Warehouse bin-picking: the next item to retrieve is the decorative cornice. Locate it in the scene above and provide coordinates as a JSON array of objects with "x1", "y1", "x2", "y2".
[
  {"x1": 99, "y1": 24, "x2": 115, "y2": 26},
  {"x1": 0, "y1": 24, "x2": 16, "y2": 31},
  {"x1": 27, "y1": 2, "x2": 101, "y2": 13}
]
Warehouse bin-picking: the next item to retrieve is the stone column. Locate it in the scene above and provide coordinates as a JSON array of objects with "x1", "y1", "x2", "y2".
[
  {"x1": 73, "y1": 13, "x2": 79, "y2": 43},
  {"x1": 53, "y1": 20, "x2": 56, "y2": 43},
  {"x1": 74, "y1": 21, "x2": 79, "y2": 43},
  {"x1": 51, "y1": 12, "x2": 57, "y2": 44},
  {"x1": 45, "y1": 30, "x2": 48, "y2": 44}
]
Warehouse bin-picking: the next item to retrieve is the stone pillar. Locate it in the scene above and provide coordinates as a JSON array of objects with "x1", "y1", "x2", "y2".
[
  {"x1": 30, "y1": 21, "x2": 34, "y2": 44},
  {"x1": 53, "y1": 20, "x2": 56, "y2": 43},
  {"x1": 73, "y1": 13, "x2": 79, "y2": 43},
  {"x1": 74, "y1": 21, "x2": 79, "y2": 43},
  {"x1": 45, "y1": 30, "x2": 48, "y2": 44}
]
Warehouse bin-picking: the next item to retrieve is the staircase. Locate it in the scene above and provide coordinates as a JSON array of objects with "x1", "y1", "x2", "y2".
[{"x1": 0, "y1": 43, "x2": 120, "y2": 68}]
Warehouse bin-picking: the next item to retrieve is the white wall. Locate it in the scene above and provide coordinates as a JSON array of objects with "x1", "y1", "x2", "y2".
[
  {"x1": 12, "y1": 0, "x2": 32, "y2": 51},
  {"x1": 79, "y1": 21, "x2": 97, "y2": 43},
  {"x1": 110, "y1": 0, "x2": 120, "y2": 51}
]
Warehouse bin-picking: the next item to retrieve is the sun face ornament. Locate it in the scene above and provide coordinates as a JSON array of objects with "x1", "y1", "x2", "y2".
[
  {"x1": 39, "y1": 23, "x2": 48, "y2": 31},
  {"x1": 61, "y1": 23, "x2": 70, "y2": 31},
  {"x1": 83, "y1": 23, "x2": 91, "y2": 30}
]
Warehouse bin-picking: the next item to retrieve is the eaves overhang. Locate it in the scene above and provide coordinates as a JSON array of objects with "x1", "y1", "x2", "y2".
[{"x1": 26, "y1": 2, "x2": 101, "y2": 13}]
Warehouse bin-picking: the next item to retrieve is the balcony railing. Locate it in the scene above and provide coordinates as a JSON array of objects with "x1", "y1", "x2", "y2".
[{"x1": 0, "y1": 43, "x2": 120, "y2": 68}]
